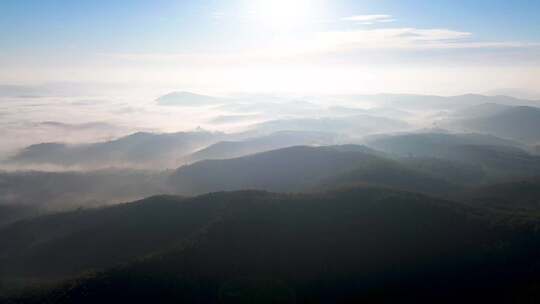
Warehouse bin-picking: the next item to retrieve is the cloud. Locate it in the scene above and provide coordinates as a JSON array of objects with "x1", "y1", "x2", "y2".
[
  {"x1": 5, "y1": 9, "x2": 539, "y2": 93},
  {"x1": 311, "y1": 27, "x2": 540, "y2": 51},
  {"x1": 211, "y1": 12, "x2": 226, "y2": 20},
  {"x1": 314, "y1": 28, "x2": 473, "y2": 50},
  {"x1": 103, "y1": 26, "x2": 539, "y2": 67},
  {"x1": 341, "y1": 14, "x2": 395, "y2": 24}
]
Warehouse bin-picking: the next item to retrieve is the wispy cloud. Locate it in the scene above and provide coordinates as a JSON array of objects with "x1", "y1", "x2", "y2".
[
  {"x1": 315, "y1": 28, "x2": 473, "y2": 50},
  {"x1": 318, "y1": 28, "x2": 540, "y2": 52},
  {"x1": 104, "y1": 25, "x2": 539, "y2": 68},
  {"x1": 211, "y1": 11, "x2": 226, "y2": 20},
  {"x1": 341, "y1": 14, "x2": 395, "y2": 25}
]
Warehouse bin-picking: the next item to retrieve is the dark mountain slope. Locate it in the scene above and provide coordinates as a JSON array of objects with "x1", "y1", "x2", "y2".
[
  {"x1": 464, "y1": 177, "x2": 540, "y2": 211},
  {"x1": 12, "y1": 187, "x2": 540, "y2": 303},
  {"x1": 0, "y1": 204, "x2": 35, "y2": 227},
  {"x1": 170, "y1": 145, "x2": 455, "y2": 196},
  {"x1": 320, "y1": 157, "x2": 461, "y2": 196},
  {"x1": 0, "y1": 195, "x2": 227, "y2": 279}
]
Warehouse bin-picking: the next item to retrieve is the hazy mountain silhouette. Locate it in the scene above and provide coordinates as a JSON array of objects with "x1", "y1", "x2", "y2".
[
  {"x1": 8, "y1": 131, "x2": 224, "y2": 169},
  {"x1": 455, "y1": 106, "x2": 540, "y2": 143},
  {"x1": 485, "y1": 88, "x2": 540, "y2": 100},
  {"x1": 0, "y1": 169, "x2": 170, "y2": 213},
  {"x1": 186, "y1": 131, "x2": 340, "y2": 162},
  {"x1": 171, "y1": 145, "x2": 455, "y2": 196},
  {"x1": 324, "y1": 106, "x2": 413, "y2": 120},
  {"x1": 366, "y1": 132, "x2": 540, "y2": 180},
  {"x1": 365, "y1": 132, "x2": 522, "y2": 156},
  {"x1": 208, "y1": 114, "x2": 261, "y2": 124},
  {"x1": 451, "y1": 103, "x2": 512, "y2": 118},
  {"x1": 399, "y1": 157, "x2": 486, "y2": 186},
  {"x1": 218, "y1": 99, "x2": 321, "y2": 117},
  {"x1": 37, "y1": 121, "x2": 119, "y2": 131},
  {"x1": 354, "y1": 93, "x2": 538, "y2": 110},
  {"x1": 0, "y1": 85, "x2": 46, "y2": 98},
  {"x1": 250, "y1": 115, "x2": 409, "y2": 136}
]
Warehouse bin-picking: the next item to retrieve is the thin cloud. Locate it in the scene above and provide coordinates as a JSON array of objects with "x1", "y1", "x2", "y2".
[
  {"x1": 211, "y1": 12, "x2": 226, "y2": 20},
  {"x1": 315, "y1": 28, "x2": 474, "y2": 50},
  {"x1": 103, "y1": 26, "x2": 540, "y2": 68},
  {"x1": 342, "y1": 14, "x2": 395, "y2": 24}
]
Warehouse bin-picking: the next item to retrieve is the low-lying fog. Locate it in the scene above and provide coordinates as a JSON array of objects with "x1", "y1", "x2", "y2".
[
  {"x1": 0, "y1": 87, "x2": 404, "y2": 163},
  {"x1": 2, "y1": 83, "x2": 540, "y2": 225},
  {"x1": 6, "y1": 85, "x2": 538, "y2": 168}
]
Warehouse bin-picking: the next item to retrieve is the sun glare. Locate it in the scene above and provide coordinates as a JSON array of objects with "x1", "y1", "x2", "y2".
[{"x1": 248, "y1": 0, "x2": 322, "y2": 31}]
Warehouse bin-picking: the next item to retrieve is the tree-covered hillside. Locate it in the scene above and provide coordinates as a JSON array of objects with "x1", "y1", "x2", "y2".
[{"x1": 4, "y1": 186, "x2": 540, "y2": 303}]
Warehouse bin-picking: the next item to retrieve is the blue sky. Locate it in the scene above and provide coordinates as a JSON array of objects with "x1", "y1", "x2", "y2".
[
  {"x1": 1, "y1": 0, "x2": 539, "y2": 94},
  {"x1": 2, "y1": 0, "x2": 539, "y2": 52}
]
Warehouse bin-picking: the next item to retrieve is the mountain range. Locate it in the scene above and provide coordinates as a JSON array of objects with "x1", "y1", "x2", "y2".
[
  {"x1": 450, "y1": 105, "x2": 540, "y2": 143},
  {"x1": 7, "y1": 131, "x2": 224, "y2": 169},
  {"x1": 3, "y1": 92, "x2": 540, "y2": 302}
]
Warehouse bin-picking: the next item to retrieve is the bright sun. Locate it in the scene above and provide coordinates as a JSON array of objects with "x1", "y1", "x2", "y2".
[{"x1": 248, "y1": 0, "x2": 321, "y2": 31}]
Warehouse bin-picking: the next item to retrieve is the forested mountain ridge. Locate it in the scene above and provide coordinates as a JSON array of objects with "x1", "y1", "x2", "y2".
[
  {"x1": 169, "y1": 145, "x2": 458, "y2": 196},
  {"x1": 4, "y1": 186, "x2": 540, "y2": 303}
]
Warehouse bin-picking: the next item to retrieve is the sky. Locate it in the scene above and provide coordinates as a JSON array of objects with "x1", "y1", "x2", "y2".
[{"x1": 1, "y1": 0, "x2": 540, "y2": 95}]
